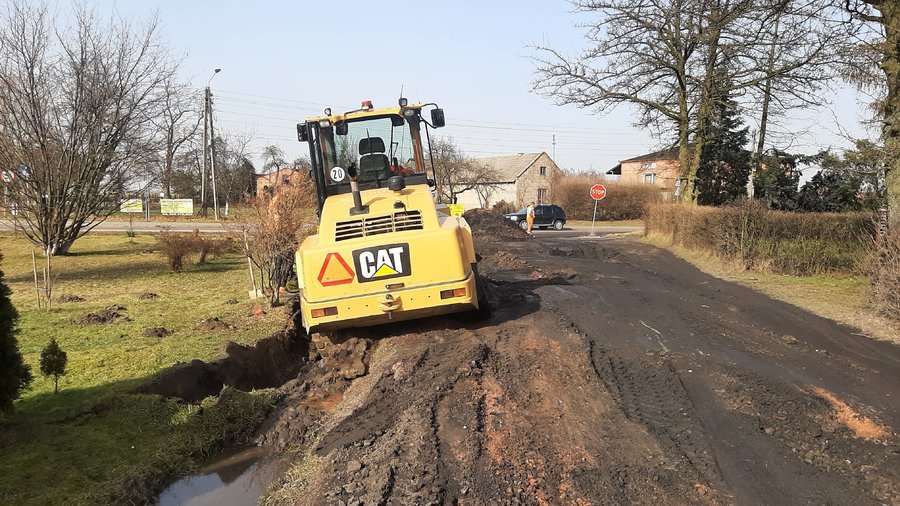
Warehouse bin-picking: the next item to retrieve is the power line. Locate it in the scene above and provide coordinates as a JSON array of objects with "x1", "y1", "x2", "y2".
[{"x1": 214, "y1": 91, "x2": 641, "y2": 136}]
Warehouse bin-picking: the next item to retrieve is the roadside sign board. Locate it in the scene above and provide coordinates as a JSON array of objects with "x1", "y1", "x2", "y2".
[
  {"x1": 160, "y1": 198, "x2": 193, "y2": 216},
  {"x1": 589, "y1": 183, "x2": 607, "y2": 236},
  {"x1": 590, "y1": 184, "x2": 607, "y2": 201},
  {"x1": 448, "y1": 204, "x2": 465, "y2": 217},
  {"x1": 120, "y1": 198, "x2": 143, "y2": 213}
]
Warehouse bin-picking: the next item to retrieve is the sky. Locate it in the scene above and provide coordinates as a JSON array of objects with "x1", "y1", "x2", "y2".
[{"x1": 87, "y1": 0, "x2": 874, "y2": 176}]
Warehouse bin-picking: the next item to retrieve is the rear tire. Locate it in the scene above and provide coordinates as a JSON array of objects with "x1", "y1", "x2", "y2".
[
  {"x1": 473, "y1": 270, "x2": 492, "y2": 320},
  {"x1": 553, "y1": 220, "x2": 564, "y2": 230}
]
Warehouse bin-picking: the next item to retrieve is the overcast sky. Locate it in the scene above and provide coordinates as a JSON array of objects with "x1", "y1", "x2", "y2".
[{"x1": 91, "y1": 0, "x2": 874, "y2": 175}]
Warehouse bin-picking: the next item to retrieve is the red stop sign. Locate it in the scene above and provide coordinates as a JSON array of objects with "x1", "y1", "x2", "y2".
[{"x1": 590, "y1": 184, "x2": 607, "y2": 201}]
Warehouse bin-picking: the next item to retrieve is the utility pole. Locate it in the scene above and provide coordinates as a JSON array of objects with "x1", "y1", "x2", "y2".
[
  {"x1": 552, "y1": 134, "x2": 556, "y2": 160},
  {"x1": 200, "y1": 88, "x2": 208, "y2": 217},
  {"x1": 202, "y1": 68, "x2": 221, "y2": 219},
  {"x1": 208, "y1": 90, "x2": 220, "y2": 221}
]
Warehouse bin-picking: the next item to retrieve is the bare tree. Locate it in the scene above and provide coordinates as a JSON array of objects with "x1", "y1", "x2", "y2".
[
  {"x1": 428, "y1": 137, "x2": 500, "y2": 205},
  {"x1": 533, "y1": 0, "x2": 851, "y2": 203},
  {"x1": 261, "y1": 144, "x2": 287, "y2": 173},
  {"x1": 844, "y1": 0, "x2": 900, "y2": 228},
  {"x1": 152, "y1": 79, "x2": 201, "y2": 198},
  {"x1": 228, "y1": 178, "x2": 317, "y2": 306},
  {"x1": 0, "y1": 2, "x2": 178, "y2": 254}
]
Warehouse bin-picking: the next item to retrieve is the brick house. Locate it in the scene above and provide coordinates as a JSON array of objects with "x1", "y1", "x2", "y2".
[
  {"x1": 254, "y1": 167, "x2": 304, "y2": 196},
  {"x1": 610, "y1": 147, "x2": 683, "y2": 189},
  {"x1": 454, "y1": 152, "x2": 563, "y2": 209}
]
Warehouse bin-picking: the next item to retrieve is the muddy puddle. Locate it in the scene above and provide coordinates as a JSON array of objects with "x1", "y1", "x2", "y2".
[{"x1": 156, "y1": 446, "x2": 288, "y2": 506}]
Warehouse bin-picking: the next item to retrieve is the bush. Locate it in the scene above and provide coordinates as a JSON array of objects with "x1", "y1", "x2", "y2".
[
  {"x1": 0, "y1": 253, "x2": 32, "y2": 414},
  {"x1": 868, "y1": 229, "x2": 900, "y2": 321},
  {"x1": 156, "y1": 228, "x2": 197, "y2": 272},
  {"x1": 554, "y1": 174, "x2": 663, "y2": 221},
  {"x1": 191, "y1": 230, "x2": 233, "y2": 265},
  {"x1": 491, "y1": 200, "x2": 517, "y2": 215},
  {"x1": 644, "y1": 200, "x2": 876, "y2": 275}
]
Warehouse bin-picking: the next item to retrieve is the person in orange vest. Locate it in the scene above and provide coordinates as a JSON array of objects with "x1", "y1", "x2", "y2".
[
  {"x1": 390, "y1": 157, "x2": 415, "y2": 176},
  {"x1": 526, "y1": 201, "x2": 536, "y2": 235}
]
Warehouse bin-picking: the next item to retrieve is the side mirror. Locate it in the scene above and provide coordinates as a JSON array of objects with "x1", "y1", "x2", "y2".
[
  {"x1": 431, "y1": 108, "x2": 445, "y2": 128},
  {"x1": 335, "y1": 122, "x2": 348, "y2": 136},
  {"x1": 296, "y1": 123, "x2": 309, "y2": 142}
]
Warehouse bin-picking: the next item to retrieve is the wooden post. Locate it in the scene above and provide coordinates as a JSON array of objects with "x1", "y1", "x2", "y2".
[
  {"x1": 31, "y1": 250, "x2": 40, "y2": 308},
  {"x1": 46, "y1": 251, "x2": 51, "y2": 310}
]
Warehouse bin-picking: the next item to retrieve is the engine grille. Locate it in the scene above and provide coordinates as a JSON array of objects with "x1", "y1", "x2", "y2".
[{"x1": 334, "y1": 211, "x2": 424, "y2": 241}]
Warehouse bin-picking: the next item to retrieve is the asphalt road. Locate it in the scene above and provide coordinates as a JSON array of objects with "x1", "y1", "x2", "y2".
[
  {"x1": 521, "y1": 235, "x2": 900, "y2": 504},
  {"x1": 0, "y1": 219, "x2": 641, "y2": 236},
  {"x1": 0, "y1": 219, "x2": 228, "y2": 233}
]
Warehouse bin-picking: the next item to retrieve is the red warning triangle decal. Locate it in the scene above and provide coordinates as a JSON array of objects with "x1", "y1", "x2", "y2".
[{"x1": 317, "y1": 252, "x2": 355, "y2": 286}]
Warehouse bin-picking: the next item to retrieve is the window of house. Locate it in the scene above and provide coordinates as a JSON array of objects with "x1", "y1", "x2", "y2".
[
  {"x1": 537, "y1": 188, "x2": 547, "y2": 203},
  {"x1": 643, "y1": 173, "x2": 657, "y2": 185},
  {"x1": 539, "y1": 165, "x2": 547, "y2": 176}
]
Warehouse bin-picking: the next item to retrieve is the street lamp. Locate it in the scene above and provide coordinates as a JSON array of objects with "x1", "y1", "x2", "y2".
[{"x1": 207, "y1": 68, "x2": 221, "y2": 87}]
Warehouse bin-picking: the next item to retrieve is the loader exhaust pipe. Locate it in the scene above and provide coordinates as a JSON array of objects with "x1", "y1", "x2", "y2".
[{"x1": 347, "y1": 163, "x2": 368, "y2": 215}]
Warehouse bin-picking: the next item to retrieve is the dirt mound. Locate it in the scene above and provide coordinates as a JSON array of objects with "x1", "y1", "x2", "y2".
[
  {"x1": 137, "y1": 292, "x2": 159, "y2": 300},
  {"x1": 478, "y1": 249, "x2": 530, "y2": 272},
  {"x1": 199, "y1": 317, "x2": 235, "y2": 331},
  {"x1": 74, "y1": 305, "x2": 131, "y2": 325},
  {"x1": 135, "y1": 329, "x2": 310, "y2": 403},
  {"x1": 463, "y1": 209, "x2": 529, "y2": 242},
  {"x1": 58, "y1": 294, "x2": 85, "y2": 303},
  {"x1": 142, "y1": 327, "x2": 170, "y2": 338},
  {"x1": 261, "y1": 308, "x2": 713, "y2": 505}
]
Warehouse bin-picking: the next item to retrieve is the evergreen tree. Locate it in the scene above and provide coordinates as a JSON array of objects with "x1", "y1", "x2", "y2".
[
  {"x1": 695, "y1": 89, "x2": 752, "y2": 206},
  {"x1": 754, "y1": 150, "x2": 803, "y2": 211},
  {"x1": 40, "y1": 338, "x2": 67, "y2": 394},
  {"x1": 0, "y1": 253, "x2": 32, "y2": 413},
  {"x1": 797, "y1": 170, "x2": 865, "y2": 212}
]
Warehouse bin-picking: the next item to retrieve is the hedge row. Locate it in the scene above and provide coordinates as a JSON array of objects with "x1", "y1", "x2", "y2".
[
  {"x1": 553, "y1": 176, "x2": 664, "y2": 221},
  {"x1": 644, "y1": 200, "x2": 877, "y2": 275},
  {"x1": 868, "y1": 229, "x2": 900, "y2": 321}
]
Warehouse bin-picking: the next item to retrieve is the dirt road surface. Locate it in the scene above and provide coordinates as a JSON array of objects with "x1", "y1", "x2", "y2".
[{"x1": 161, "y1": 212, "x2": 898, "y2": 505}]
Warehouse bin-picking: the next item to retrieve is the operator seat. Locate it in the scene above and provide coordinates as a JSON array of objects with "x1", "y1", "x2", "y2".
[{"x1": 358, "y1": 137, "x2": 390, "y2": 182}]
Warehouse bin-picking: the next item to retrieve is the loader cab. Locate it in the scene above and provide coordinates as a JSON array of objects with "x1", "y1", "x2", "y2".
[{"x1": 297, "y1": 100, "x2": 444, "y2": 213}]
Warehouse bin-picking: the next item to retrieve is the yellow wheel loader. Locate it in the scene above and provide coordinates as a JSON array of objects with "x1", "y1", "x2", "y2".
[{"x1": 294, "y1": 99, "x2": 484, "y2": 333}]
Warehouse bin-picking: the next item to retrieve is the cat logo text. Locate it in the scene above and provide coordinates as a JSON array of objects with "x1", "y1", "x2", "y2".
[{"x1": 352, "y1": 243, "x2": 411, "y2": 283}]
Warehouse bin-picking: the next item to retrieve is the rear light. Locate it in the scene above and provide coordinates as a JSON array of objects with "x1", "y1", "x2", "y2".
[
  {"x1": 440, "y1": 288, "x2": 467, "y2": 299},
  {"x1": 311, "y1": 306, "x2": 338, "y2": 318}
]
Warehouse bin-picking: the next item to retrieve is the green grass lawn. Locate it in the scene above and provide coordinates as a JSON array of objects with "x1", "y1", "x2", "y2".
[{"x1": 0, "y1": 233, "x2": 287, "y2": 504}]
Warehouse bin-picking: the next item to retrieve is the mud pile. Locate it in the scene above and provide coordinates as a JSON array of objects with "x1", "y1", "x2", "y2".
[
  {"x1": 463, "y1": 209, "x2": 529, "y2": 242},
  {"x1": 261, "y1": 311, "x2": 713, "y2": 505},
  {"x1": 73, "y1": 305, "x2": 131, "y2": 325}
]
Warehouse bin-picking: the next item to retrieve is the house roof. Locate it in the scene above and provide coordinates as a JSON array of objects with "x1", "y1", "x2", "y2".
[
  {"x1": 620, "y1": 146, "x2": 682, "y2": 163},
  {"x1": 473, "y1": 152, "x2": 544, "y2": 182}
]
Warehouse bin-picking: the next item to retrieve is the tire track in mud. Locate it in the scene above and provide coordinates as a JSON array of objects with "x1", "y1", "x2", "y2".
[{"x1": 587, "y1": 340, "x2": 723, "y2": 495}]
